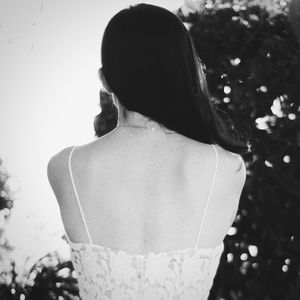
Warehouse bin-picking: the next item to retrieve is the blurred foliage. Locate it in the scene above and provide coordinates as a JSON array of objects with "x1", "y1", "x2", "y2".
[
  {"x1": 0, "y1": 158, "x2": 14, "y2": 212},
  {"x1": 0, "y1": 159, "x2": 80, "y2": 299},
  {"x1": 288, "y1": 0, "x2": 300, "y2": 44},
  {"x1": 0, "y1": 158, "x2": 15, "y2": 276},
  {"x1": 177, "y1": 3, "x2": 300, "y2": 300},
  {"x1": 182, "y1": 0, "x2": 291, "y2": 16},
  {"x1": 0, "y1": 251, "x2": 80, "y2": 300}
]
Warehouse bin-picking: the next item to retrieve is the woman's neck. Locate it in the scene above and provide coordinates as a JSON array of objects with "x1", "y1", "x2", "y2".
[
  {"x1": 113, "y1": 94, "x2": 173, "y2": 132},
  {"x1": 117, "y1": 104, "x2": 162, "y2": 129}
]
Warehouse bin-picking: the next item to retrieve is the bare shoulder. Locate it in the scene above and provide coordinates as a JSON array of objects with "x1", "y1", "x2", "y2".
[
  {"x1": 217, "y1": 146, "x2": 247, "y2": 225},
  {"x1": 215, "y1": 144, "x2": 247, "y2": 218},
  {"x1": 47, "y1": 146, "x2": 74, "y2": 204},
  {"x1": 216, "y1": 144, "x2": 246, "y2": 172},
  {"x1": 186, "y1": 142, "x2": 246, "y2": 187},
  {"x1": 216, "y1": 144, "x2": 246, "y2": 185},
  {"x1": 47, "y1": 146, "x2": 73, "y2": 179},
  {"x1": 187, "y1": 142, "x2": 245, "y2": 171}
]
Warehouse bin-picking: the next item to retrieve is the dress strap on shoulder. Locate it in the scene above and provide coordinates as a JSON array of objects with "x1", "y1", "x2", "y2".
[
  {"x1": 194, "y1": 144, "x2": 219, "y2": 249},
  {"x1": 68, "y1": 146, "x2": 93, "y2": 245}
]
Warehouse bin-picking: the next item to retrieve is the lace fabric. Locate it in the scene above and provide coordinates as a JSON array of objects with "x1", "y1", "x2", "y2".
[
  {"x1": 66, "y1": 235, "x2": 224, "y2": 300},
  {"x1": 65, "y1": 144, "x2": 224, "y2": 300}
]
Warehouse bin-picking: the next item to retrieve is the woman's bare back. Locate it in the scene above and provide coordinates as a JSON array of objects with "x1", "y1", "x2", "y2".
[{"x1": 49, "y1": 128, "x2": 246, "y2": 254}]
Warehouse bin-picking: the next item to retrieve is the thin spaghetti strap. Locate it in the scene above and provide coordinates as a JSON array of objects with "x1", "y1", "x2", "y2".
[
  {"x1": 194, "y1": 144, "x2": 219, "y2": 249},
  {"x1": 68, "y1": 146, "x2": 93, "y2": 245}
]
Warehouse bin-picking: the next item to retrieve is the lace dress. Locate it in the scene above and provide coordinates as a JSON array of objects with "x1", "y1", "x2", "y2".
[{"x1": 66, "y1": 144, "x2": 224, "y2": 300}]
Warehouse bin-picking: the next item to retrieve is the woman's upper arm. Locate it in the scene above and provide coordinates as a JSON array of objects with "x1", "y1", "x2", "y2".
[
  {"x1": 236, "y1": 155, "x2": 247, "y2": 184},
  {"x1": 47, "y1": 151, "x2": 63, "y2": 203},
  {"x1": 228, "y1": 155, "x2": 247, "y2": 226},
  {"x1": 47, "y1": 147, "x2": 71, "y2": 205}
]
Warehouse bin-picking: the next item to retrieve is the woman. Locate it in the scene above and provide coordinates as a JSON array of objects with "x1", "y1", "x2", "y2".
[{"x1": 47, "y1": 3, "x2": 250, "y2": 300}]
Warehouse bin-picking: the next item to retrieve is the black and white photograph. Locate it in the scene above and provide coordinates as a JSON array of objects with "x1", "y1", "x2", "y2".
[{"x1": 0, "y1": 0, "x2": 299, "y2": 299}]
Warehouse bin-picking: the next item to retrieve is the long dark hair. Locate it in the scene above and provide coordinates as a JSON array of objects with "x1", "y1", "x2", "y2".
[{"x1": 100, "y1": 3, "x2": 251, "y2": 154}]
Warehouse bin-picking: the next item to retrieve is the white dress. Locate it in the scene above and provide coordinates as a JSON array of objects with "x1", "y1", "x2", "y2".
[{"x1": 66, "y1": 144, "x2": 224, "y2": 300}]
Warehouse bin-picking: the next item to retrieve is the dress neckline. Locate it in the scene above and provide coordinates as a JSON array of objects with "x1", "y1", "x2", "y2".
[{"x1": 65, "y1": 234, "x2": 224, "y2": 257}]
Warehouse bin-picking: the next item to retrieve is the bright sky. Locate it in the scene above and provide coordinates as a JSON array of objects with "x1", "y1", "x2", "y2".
[{"x1": 0, "y1": 0, "x2": 185, "y2": 272}]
